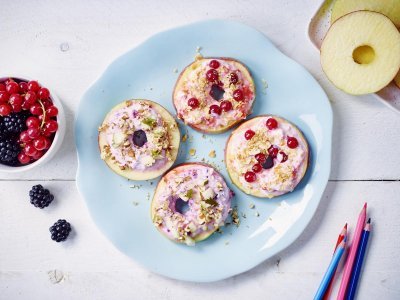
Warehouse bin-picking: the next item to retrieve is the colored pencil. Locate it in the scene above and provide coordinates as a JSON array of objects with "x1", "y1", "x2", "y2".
[
  {"x1": 337, "y1": 203, "x2": 367, "y2": 300},
  {"x1": 314, "y1": 239, "x2": 347, "y2": 300},
  {"x1": 346, "y1": 219, "x2": 371, "y2": 300},
  {"x1": 323, "y1": 223, "x2": 348, "y2": 300}
]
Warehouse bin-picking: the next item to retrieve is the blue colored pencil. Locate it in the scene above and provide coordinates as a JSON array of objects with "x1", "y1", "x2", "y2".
[
  {"x1": 314, "y1": 239, "x2": 346, "y2": 300},
  {"x1": 346, "y1": 218, "x2": 371, "y2": 300}
]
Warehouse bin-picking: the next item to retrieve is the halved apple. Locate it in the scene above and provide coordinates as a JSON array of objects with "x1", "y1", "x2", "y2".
[
  {"x1": 321, "y1": 11, "x2": 400, "y2": 95},
  {"x1": 331, "y1": 0, "x2": 400, "y2": 28}
]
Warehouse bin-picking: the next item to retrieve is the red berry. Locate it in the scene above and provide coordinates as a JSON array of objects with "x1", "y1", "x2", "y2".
[
  {"x1": 252, "y1": 163, "x2": 262, "y2": 173},
  {"x1": 24, "y1": 143, "x2": 38, "y2": 156},
  {"x1": 244, "y1": 129, "x2": 255, "y2": 140},
  {"x1": 255, "y1": 153, "x2": 266, "y2": 163},
  {"x1": 26, "y1": 116, "x2": 40, "y2": 128},
  {"x1": 220, "y1": 100, "x2": 232, "y2": 112},
  {"x1": 9, "y1": 94, "x2": 23, "y2": 112},
  {"x1": 19, "y1": 82, "x2": 28, "y2": 93},
  {"x1": 0, "y1": 103, "x2": 12, "y2": 116},
  {"x1": 43, "y1": 137, "x2": 51, "y2": 149},
  {"x1": 233, "y1": 89, "x2": 244, "y2": 101},
  {"x1": 30, "y1": 103, "x2": 42, "y2": 115},
  {"x1": 0, "y1": 91, "x2": 9, "y2": 103},
  {"x1": 22, "y1": 101, "x2": 31, "y2": 110},
  {"x1": 229, "y1": 73, "x2": 238, "y2": 84},
  {"x1": 41, "y1": 99, "x2": 53, "y2": 108},
  {"x1": 27, "y1": 80, "x2": 40, "y2": 92},
  {"x1": 244, "y1": 171, "x2": 257, "y2": 182},
  {"x1": 42, "y1": 127, "x2": 53, "y2": 137},
  {"x1": 19, "y1": 131, "x2": 31, "y2": 143},
  {"x1": 9, "y1": 94, "x2": 23, "y2": 106},
  {"x1": 206, "y1": 69, "x2": 219, "y2": 82},
  {"x1": 279, "y1": 151, "x2": 288, "y2": 162},
  {"x1": 46, "y1": 105, "x2": 58, "y2": 117},
  {"x1": 27, "y1": 127, "x2": 41, "y2": 139},
  {"x1": 32, "y1": 150, "x2": 44, "y2": 160},
  {"x1": 38, "y1": 113, "x2": 50, "y2": 123},
  {"x1": 187, "y1": 98, "x2": 200, "y2": 109},
  {"x1": 18, "y1": 152, "x2": 31, "y2": 164},
  {"x1": 209, "y1": 104, "x2": 222, "y2": 115},
  {"x1": 33, "y1": 136, "x2": 47, "y2": 150},
  {"x1": 38, "y1": 87, "x2": 50, "y2": 99},
  {"x1": 287, "y1": 136, "x2": 298, "y2": 149},
  {"x1": 209, "y1": 60, "x2": 220, "y2": 69},
  {"x1": 268, "y1": 145, "x2": 279, "y2": 158},
  {"x1": 0, "y1": 83, "x2": 5, "y2": 92},
  {"x1": 6, "y1": 81, "x2": 19, "y2": 94},
  {"x1": 25, "y1": 91, "x2": 37, "y2": 105},
  {"x1": 266, "y1": 118, "x2": 278, "y2": 130},
  {"x1": 45, "y1": 120, "x2": 58, "y2": 133}
]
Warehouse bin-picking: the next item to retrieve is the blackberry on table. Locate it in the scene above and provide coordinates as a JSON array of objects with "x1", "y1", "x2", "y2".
[
  {"x1": 29, "y1": 184, "x2": 54, "y2": 208},
  {"x1": 0, "y1": 136, "x2": 20, "y2": 166},
  {"x1": 2, "y1": 112, "x2": 29, "y2": 135},
  {"x1": 49, "y1": 219, "x2": 71, "y2": 242}
]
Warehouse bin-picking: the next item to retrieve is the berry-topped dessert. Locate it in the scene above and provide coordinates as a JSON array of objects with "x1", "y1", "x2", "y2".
[
  {"x1": 98, "y1": 99, "x2": 180, "y2": 180},
  {"x1": 225, "y1": 115, "x2": 309, "y2": 198},
  {"x1": 0, "y1": 78, "x2": 60, "y2": 166},
  {"x1": 151, "y1": 163, "x2": 233, "y2": 245},
  {"x1": 173, "y1": 57, "x2": 255, "y2": 133}
]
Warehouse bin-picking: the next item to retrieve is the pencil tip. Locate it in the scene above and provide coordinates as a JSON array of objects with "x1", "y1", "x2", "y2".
[
  {"x1": 363, "y1": 202, "x2": 367, "y2": 209},
  {"x1": 344, "y1": 223, "x2": 348, "y2": 229},
  {"x1": 367, "y1": 218, "x2": 371, "y2": 223}
]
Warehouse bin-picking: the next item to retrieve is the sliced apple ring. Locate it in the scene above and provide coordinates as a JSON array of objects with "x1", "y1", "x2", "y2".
[
  {"x1": 98, "y1": 99, "x2": 180, "y2": 180},
  {"x1": 173, "y1": 57, "x2": 255, "y2": 134},
  {"x1": 321, "y1": 11, "x2": 400, "y2": 95}
]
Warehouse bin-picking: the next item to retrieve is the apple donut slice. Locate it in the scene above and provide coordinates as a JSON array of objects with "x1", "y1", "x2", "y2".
[
  {"x1": 98, "y1": 99, "x2": 180, "y2": 180},
  {"x1": 151, "y1": 163, "x2": 233, "y2": 246},
  {"x1": 321, "y1": 11, "x2": 400, "y2": 95},
  {"x1": 225, "y1": 115, "x2": 309, "y2": 198},
  {"x1": 173, "y1": 57, "x2": 256, "y2": 134}
]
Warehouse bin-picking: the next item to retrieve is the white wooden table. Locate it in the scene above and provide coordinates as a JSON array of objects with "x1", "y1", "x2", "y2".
[{"x1": 1, "y1": 1, "x2": 399, "y2": 299}]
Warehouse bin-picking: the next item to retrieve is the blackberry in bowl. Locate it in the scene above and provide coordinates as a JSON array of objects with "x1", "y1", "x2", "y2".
[{"x1": 0, "y1": 77, "x2": 65, "y2": 172}]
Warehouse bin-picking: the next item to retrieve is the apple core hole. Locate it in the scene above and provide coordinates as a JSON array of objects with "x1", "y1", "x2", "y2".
[
  {"x1": 175, "y1": 198, "x2": 190, "y2": 215},
  {"x1": 352, "y1": 45, "x2": 375, "y2": 65}
]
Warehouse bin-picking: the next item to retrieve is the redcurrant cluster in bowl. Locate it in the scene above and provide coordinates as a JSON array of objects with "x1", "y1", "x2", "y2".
[{"x1": 0, "y1": 78, "x2": 59, "y2": 166}]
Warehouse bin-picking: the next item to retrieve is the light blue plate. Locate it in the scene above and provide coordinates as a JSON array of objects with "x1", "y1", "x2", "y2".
[{"x1": 75, "y1": 20, "x2": 332, "y2": 282}]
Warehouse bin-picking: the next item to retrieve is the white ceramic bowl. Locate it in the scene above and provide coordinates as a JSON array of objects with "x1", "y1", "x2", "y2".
[{"x1": 0, "y1": 76, "x2": 66, "y2": 173}]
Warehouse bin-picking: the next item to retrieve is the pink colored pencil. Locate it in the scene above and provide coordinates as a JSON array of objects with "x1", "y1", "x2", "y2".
[
  {"x1": 336, "y1": 203, "x2": 367, "y2": 300},
  {"x1": 323, "y1": 223, "x2": 347, "y2": 300}
]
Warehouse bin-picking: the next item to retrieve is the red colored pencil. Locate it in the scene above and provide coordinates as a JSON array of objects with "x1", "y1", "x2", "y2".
[{"x1": 323, "y1": 223, "x2": 348, "y2": 300}]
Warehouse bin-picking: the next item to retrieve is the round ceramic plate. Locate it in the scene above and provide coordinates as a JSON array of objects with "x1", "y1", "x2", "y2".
[{"x1": 75, "y1": 20, "x2": 332, "y2": 282}]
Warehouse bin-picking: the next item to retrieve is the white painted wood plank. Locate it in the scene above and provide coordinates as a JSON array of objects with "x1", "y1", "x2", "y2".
[
  {"x1": 0, "y1": 181, "x2": 399, "y2": 299},
  {"x1": 0, "y1": 0, "x2": 399, "y2": 181}
]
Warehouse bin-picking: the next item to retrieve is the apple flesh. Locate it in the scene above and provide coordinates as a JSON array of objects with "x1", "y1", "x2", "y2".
[
  {"x1": 331, "y1": 0, "x2": 400, "y2": 28},
  {"x1": 321, "y1": 11, "x2": 400, "y2": 95},
  {"x1": 98, "y1": 99, "x2": 180, "y2": 180}
]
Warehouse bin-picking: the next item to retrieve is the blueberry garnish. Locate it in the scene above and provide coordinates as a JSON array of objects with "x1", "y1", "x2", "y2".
[
  {"x1": 132, "y1": 130, "x2": 147, "y2": 147},
  {"x1": 210, "y1": 84, "x2": 225, "y2": 101},
  {"x1": 261, "y1": 155, "x2": 274, "y2": 169}
]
